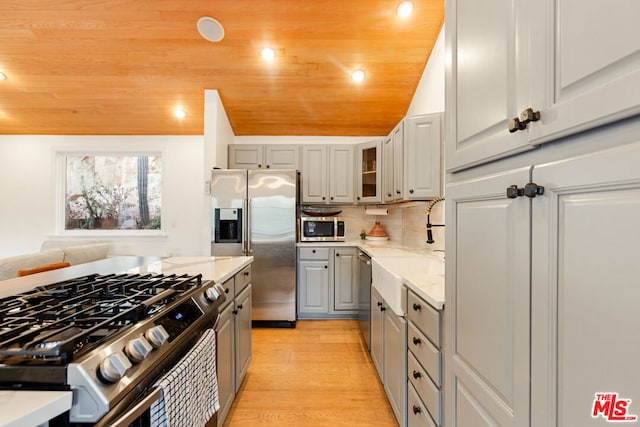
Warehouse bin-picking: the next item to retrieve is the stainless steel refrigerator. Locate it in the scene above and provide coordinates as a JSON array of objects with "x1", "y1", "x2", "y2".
[{"x1": 210, "y1": 169, "x2": 298, "y2": 327}]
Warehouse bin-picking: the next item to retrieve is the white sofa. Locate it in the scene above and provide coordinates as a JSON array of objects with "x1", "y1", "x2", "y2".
[{"x1": 0, "y1": 241, "x2": 111, "y2": 280}]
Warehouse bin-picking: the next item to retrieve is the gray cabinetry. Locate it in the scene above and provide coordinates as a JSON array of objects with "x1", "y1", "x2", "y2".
[
  {"x1": 407, "y1": 290, "x2": 443, "y2": 426},
  {"x1": 301, "y1": 145, "x2": 353, "y2": 203},
  {"x1": 356, "y1": 140, "x2": 382, "y2": 203},
  {"x1": 404, "y1": 114, "x2": 442, "y2": 200},
  {"x1": 370, "y1": 287, "x2": 385, "y2": 380},
  {"x1": 215, "y1": 266, "x2": 253, "y2": 427},
  {"x1": 215, "y1": 292, "x2": 235, "y2": 426},
  {"x1": 384, "y1": 304, "x2": 408, "y2": 426},
  {"x1": 445, "y1": 139, "x2": 640, "y2": 426},
  {"x1": 234, "y1": 283, "x2": 252, "y2": 392},
  {"x1": 297, "y1": 259, "x2": 329, "y2": 314},
  {"x1": 228, "y1": 144, "x2": 299, "y2": 170},
  {"x1": 382, "y1": 121, "x2": 405, "y2": 203},
  {"x1": 297, "y1": 246, "x2": 358, "y2": 317},
  {"x1": 445, "y1": 0, "x2": 639, "y2": 172},
  {"x1": 371, "y1": 287, "x2": 407, "y2": 426},
  {"x1": 333, "y1": 247, "x2": 358, "y2": 311}
]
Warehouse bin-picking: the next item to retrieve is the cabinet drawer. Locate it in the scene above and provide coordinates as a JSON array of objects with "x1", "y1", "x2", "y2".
[
  {"x1": 235, "y1": 265, "x2": 251, "y2": 295},
  {"x1": 408, "y1": 322, "x2": 441, "y2": 386},
  {"x1": 408, "y1": 382, "x2": 436, "y2": 427},
  {"x1": 298, "y1": 247, "x2": 330, "y2": 260},
  {"x1": 408, "y1": 352, "x2": 441, "y2": 425},
  {"x1": 407, "y1": 291, "x2": 441, "y2": 347},
  {"x1": 219, "y1": 277, "x2": 235, "y2": 307}
]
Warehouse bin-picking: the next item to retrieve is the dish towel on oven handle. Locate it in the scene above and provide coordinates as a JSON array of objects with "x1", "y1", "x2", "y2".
[{"x1": 150, "y1": 329, "x2": 220, "y2": 427}]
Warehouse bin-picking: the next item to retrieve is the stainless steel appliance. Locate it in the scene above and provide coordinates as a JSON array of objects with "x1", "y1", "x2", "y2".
[
  {"x1": 299, "y1": 216, "x2": 346, "y2": 242},
  {"x1": 357, "y1": 251, "x2": 372, "y2": 350},
  {"x1": 211, "y1": 169, "x2": 297, "y2": 327},
  {"x1": 0, "y1": 272, "x2": 226, "y2": 426}
]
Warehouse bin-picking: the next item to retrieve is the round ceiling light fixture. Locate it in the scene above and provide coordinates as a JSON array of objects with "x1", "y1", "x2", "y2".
[
  {"x1": 261, "y1": 47, "x2": 276, "y2": 61},
  {"x1": 0, "y1": 72, "x2": 6, "y2": 80},
  {"x1": 197, "y1": 17, "x2": 225, "y2": 42},
  {"x1": 174, "y1": 108, "x2": 186, "y2": 119},
  {"x1": 351, "y1": 69, "x2": 366, "y2": 83},
  {"x1": 397, "y1": 1, "x2": 414, "y2": 18}
]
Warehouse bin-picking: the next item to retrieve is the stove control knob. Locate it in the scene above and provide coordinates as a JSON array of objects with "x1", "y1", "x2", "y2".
[
  {"x1": 204, "y1": 286, "x2": 220, "y2": 302},
  {"x1": 213, "y1": 283, "x2": 226, "y2": 296},
  {"x1": 145, "y1": 325, "x2": 170, "y2": 348},
  {"x1": 126, "y1": 337, "x2": 153, "y2": 363},
  {"x1": 99, "y1": 352, "x2": 132, "y2": 383}
]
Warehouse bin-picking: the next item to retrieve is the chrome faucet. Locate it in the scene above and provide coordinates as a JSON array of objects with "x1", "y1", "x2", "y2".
[{"x1": 426, "y1": 197, "x2": 445, "y2": 244}]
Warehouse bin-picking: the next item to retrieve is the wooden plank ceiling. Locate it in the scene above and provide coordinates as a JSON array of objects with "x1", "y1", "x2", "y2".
[{"x1": 0, "y1": 0, "x2": 443, "y2": 136}]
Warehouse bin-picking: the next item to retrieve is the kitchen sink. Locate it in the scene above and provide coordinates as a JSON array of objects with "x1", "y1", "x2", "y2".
[{"x1": 372, "y1": 256, "x2": 445, "y2": 316}]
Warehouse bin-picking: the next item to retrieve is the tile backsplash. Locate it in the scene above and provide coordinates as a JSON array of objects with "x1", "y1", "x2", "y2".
[{"x1": 339, "y1": 201, "x2": 445, "y2": 252}]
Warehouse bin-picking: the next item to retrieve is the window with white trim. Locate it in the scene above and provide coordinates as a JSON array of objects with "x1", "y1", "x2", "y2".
[{"x1": 63, "y1": 154, "x2": 162, "y2": 231}]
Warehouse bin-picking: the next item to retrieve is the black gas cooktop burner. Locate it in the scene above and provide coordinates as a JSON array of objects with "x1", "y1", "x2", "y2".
[{"x1": 0, "y1": 273, "x2": 203, "y2": 364}]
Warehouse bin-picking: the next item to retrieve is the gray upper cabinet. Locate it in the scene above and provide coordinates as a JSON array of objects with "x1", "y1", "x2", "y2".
[
  {"x1": 445, "y1": 0, "x2": 640, "y2": 172},
  {"x1": 356, "y1": 140, "x2": 382, "y2": 203},
  {"x1": 228, "y1": 145, "x2": 299, "y2": 170},
  {"x1": 383, "y1": 121, "x2": 405, "y2": 203},
  {"x1": 301, "y1": 145, "x2": 353, "y2": 204},
  {"x1": 301, "y1": 145, "x2": 328, "y2": 203},
  {"x1": 404, "y1": 114, "x2": 442, "y2": 200},
  {"x1": 228, "y1": 145, "x2": 264, "y2": 169},
  {"x1": 329, "y1": 145, "x2": 354, "y2": 204},
  {"x1": 383, "y1": 134, "x2": 394, "y2": 203}
]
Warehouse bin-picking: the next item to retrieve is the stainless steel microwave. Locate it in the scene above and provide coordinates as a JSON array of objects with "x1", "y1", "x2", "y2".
[{"x1": 299, "y1": 216, "x2": 346, "y2": 242}]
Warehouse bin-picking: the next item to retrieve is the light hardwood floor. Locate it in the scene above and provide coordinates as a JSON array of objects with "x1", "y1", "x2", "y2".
[{"x1": 222, "y1": 320, "x2": 398, "y2": 426}]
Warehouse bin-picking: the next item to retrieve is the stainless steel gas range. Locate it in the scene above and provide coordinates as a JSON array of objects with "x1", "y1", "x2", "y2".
[{"x1": 0, "y1": 272, "x2": 226, "y2": 426}]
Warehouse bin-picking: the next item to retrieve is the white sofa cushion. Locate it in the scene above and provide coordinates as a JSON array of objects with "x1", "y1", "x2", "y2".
[
  {"x1": 63, "y1": 243, "x2": 110, "y2": 266},
  {"x1": 0, "y1": 248, "x2": 65, "y2": 280}
]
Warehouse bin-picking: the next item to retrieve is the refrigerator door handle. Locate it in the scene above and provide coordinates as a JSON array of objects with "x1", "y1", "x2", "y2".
[
  {"x1": 242, "y1": 198, "x2": 248, "y2": 255},
  {"x1": 246, "y1": 198, "x2": 252, "y2": 254}
]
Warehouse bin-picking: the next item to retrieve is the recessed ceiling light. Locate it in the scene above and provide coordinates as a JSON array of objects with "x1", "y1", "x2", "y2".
[
  {"x1": 397, "y1": 1, "x2": 414, "y2": 18},
  {"x1": 197, "y1": 17, "x2": 225, "y2": 42},
  {"x1": 174, "y1": 108, "x2": 186, "y2": 119},
  {"x1": 351, "y1": 70, "x2": 366, "y2": 83},
  {"x1": 0, "y1": 72, "x2": 6, "y2": 80},
  {"x1": 261, "y1": 47, "x2": 276, "y2": 61}
]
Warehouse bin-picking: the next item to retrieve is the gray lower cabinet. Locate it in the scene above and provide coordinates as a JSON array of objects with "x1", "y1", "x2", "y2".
[
  {"x1": 235, "y1": 283, "x2": 252, "y2": 392},
  {"x1": 384, "y1": 304, "x2": 408, "y2": 426},
  {"x1": 216, "y1": 268, "x2": 253, "y2": 427},
  {"x1": 215, "y1": 299, "x2": 235, "y2": 425},
  {"x1": 371, "y1": 287, "x2": 407, "y2": 426},
  {"x1": 297, "y1": 246, "x2": 358, "y2": 318},
  {"x1": 407, "y1": 289, "x2": 443, "y2": 426},
  {"x1": 370, "y1": 288, "x2": 385, "y2": 379}
]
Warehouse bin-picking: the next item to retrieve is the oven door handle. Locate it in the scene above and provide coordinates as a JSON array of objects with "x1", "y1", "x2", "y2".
[{"x1": 106, "y1": 387, "x2": 163, "y2": 427}]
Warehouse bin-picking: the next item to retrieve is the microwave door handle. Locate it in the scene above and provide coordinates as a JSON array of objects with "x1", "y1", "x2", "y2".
[{"x1": 247, "y1": 198, "x2": 252, "y2": 254}]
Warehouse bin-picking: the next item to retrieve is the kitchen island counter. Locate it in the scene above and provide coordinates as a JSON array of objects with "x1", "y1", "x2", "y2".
[{"x1": 127, "y1": 256, "x2": 254, "y2": 283}]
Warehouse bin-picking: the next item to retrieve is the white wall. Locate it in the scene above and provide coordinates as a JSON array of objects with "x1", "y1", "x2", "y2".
[
  {"x1": 406, "y1": 25, "x2": 445, "y2": 117},
  {"x1": 0, "y1": 135, "x2": 205, "y2": 258}
]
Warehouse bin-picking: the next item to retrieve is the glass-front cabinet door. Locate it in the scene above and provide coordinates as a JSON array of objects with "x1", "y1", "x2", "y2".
[{"x1": 356, "y1": 140, "x2": 382, "y2": 203}]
